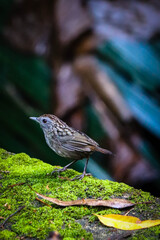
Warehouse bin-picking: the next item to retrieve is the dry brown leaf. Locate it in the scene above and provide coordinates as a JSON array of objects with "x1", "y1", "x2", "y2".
[
  {"x1": 34, "y1": 191, "x2": 134, "y2": 208},
  {"x1": 58, "y1": 176, "x2": 71, "y2": 180},
  {"x1": 4, "y1": 203, "x2": 11, "y2": 210},
  {"x1": 95, "y1": 214, "x2": 160, "y2": 230},
  {"x1": 8, "y1": 205, "x2": 11, "y2": 210},
  {"x1": 46, "y1": 185, "x2": 50, "y2": 190}
]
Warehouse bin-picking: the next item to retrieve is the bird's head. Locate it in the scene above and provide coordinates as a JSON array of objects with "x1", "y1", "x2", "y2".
[{"x1": 29, "y1": 114, "x2": 58, "y2": 133}]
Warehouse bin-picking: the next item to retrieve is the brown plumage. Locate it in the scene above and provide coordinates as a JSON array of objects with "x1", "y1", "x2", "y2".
[{"x1": 30, "y1": 114, "x2": 112, "y2": 180}]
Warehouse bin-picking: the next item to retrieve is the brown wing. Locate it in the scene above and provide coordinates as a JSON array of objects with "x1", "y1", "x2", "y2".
[{"x1": 60, "y1": 130, "x2": 99, "y2": 153}]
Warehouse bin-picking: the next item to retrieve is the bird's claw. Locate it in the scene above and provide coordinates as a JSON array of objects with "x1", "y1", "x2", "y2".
[
  {"x1": 71, "y1": 173, "x2": 92, "y2": 181},
  {"x1": 51, "y1": 167, "x2": 67, "y2": 175}
]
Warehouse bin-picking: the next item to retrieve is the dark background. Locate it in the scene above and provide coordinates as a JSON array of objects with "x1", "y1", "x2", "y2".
[{"x1": 0, "y1": 0, "x2": 160, "y2": 196}]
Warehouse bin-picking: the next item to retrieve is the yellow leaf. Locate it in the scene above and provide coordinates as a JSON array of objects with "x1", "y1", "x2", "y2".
[{"x1": 94, "y1": 214, "x2": 160, "y2": 230}]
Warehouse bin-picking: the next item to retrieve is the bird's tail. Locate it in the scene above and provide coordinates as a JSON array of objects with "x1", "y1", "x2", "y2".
[{"x1": 95, "y1": 146, "x2": 113, "y2": 155}]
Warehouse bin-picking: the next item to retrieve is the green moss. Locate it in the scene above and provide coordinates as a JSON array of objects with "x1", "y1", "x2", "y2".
[
  {"x1": 130, "y1": 225, "x2": 160, "y2": 240},
  {"x1": 0, "y1": 230, "x2": 17, "y2": 240},
  {"x1": 0, "y1": 148, "x2": 160, "y2": 240}
]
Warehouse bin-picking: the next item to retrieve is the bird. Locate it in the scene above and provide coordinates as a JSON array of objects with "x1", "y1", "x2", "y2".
[{"x1": 30, "y1": 114, "x2": 112, "y2": 180}]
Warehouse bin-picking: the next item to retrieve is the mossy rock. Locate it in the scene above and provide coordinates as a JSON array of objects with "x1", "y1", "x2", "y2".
[{"x1": 0, "y1": 148, "x2": 160, "y2": 239}]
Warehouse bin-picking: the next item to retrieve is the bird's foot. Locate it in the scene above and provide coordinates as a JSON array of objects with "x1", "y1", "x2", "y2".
[
  {"x1": 71, "y1": 172, "x2": 92, "y2": 181},
  {"x1": 51, "y1": 167, "x2": 67, "y2": 175},
  {"x1": 51, "y1": 160, "x2": 77, "y2": 176}
]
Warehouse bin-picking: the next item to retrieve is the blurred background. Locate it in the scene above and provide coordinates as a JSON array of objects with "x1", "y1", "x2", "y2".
[{"x1": 0, "y1": 0, "x2": 160, "y2": 196}]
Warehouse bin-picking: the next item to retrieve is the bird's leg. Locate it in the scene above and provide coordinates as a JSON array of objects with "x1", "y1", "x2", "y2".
[
  {"x1": 71, "y1": 157, "x2": 91, "y2": 181},
  {"x1": 51, "y1": 159, "x2": 77, "y2": 175}
]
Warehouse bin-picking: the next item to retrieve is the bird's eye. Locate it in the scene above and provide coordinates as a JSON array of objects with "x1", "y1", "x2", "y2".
[{"x1": 42, "y1": 119, "x2": 47, "y2": 123}]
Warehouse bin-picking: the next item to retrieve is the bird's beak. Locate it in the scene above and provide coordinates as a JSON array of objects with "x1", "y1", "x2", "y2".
[{"x1": 29, "y1": 117, "x2": 39, "y2": 123}]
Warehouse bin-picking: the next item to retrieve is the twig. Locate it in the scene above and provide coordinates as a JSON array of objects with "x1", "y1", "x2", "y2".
[
  {"x1": 124, "y1": 201, "x2": 153, "y2": 216},
  {"x1": 35, "y1": 197, "x2": 52, "y2": 208},
  {"x1": 0, "y1": 206, "x2": 25, "y2": 228},
  {"x1": 137, "y1": 201, "x2": 152, "y2": 205},
  {"x1": 125, "y1": 207, "x2": 134, "y2": 216},
  {"x1": 0, "y1": 170, "x2": 10, "y2": 174},
  {"x1": 8, "y1": 182, "x2": 25, "y2": 188},
  {"x1": 124, "y1": 201, "x2": 152, "y2": 216}
]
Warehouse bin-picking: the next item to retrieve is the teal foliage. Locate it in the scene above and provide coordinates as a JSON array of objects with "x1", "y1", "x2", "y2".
[
  {"x1": 0, "y1": 0, "x2": 13, "y2": 30},
  {"x1": 98, "y1": 41, "x2": 160, "y2": 91},
  {"x1": 96, "y1": 40, "x2": 160, "y2": 172},
  {"x1": 0, "y1": 41, "x2": 51, "y2": 110}
]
